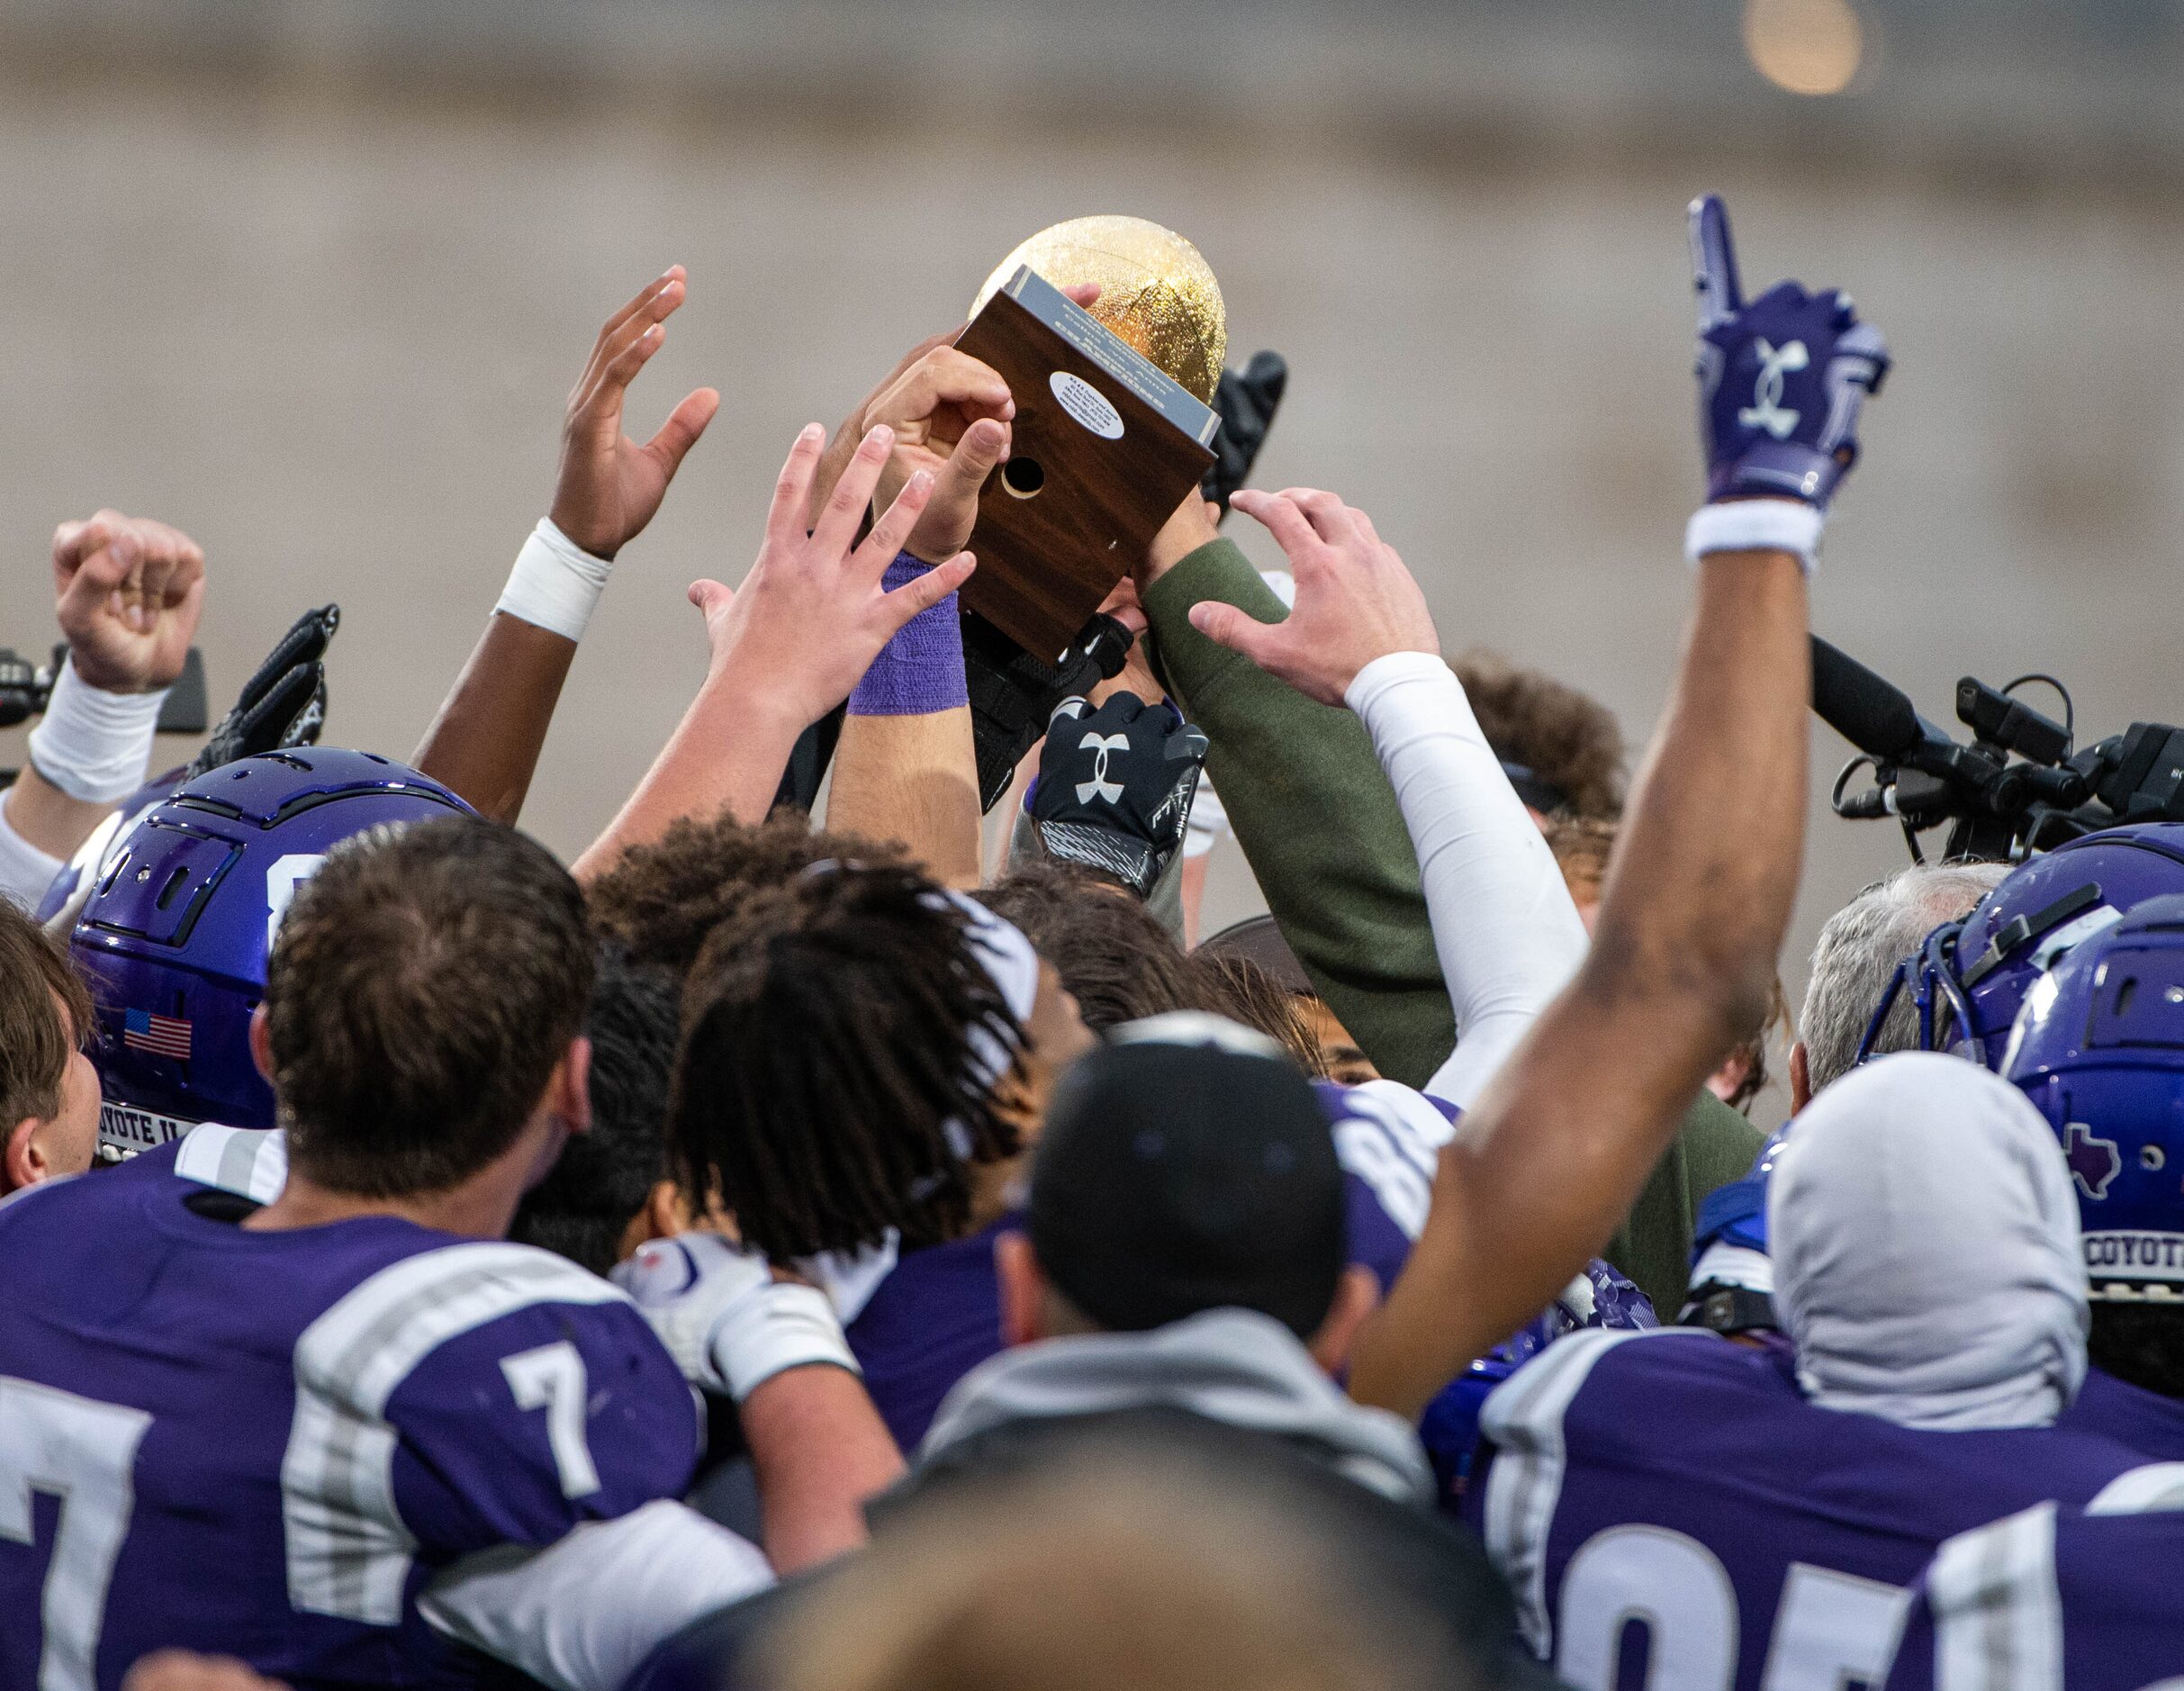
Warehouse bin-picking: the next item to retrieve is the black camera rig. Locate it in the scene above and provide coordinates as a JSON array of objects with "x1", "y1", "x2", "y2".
[{"x1": 1813, "y1": 634, "x2": 2184, "y2": 864}]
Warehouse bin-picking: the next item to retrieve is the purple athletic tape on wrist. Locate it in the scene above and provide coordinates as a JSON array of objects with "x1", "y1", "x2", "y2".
[{"x1": 847, "y1": 554, "x2": 969, "y2": 717}]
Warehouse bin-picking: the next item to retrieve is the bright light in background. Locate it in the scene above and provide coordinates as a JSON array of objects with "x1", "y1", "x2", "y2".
[{"x1": 1744, "y1": 0, "x2": 1864, "y2": 95}]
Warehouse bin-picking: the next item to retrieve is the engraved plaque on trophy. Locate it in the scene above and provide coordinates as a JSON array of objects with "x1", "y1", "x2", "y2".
[{"x1": 952, "y1": 267, "x2": 1220, "y2": 662}]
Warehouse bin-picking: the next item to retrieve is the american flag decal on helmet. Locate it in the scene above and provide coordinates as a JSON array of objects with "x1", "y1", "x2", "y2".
[{"x1": 122, "y1": 1008, "x2": 193, "y2": 1060}]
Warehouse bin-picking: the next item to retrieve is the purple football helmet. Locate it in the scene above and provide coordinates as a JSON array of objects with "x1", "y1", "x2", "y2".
[
  {"x1": 66, "y1": 747, "x2": 473, "y2": 1159},
  {"x1": 2007, "y1": 894, "x2": 2184, "y2": 1303},
  {"x1": 1418, "y1": 1259, "x2": 1656, "y2": 1503},
  {"x1": 33, "y1": 766, "x2": 188, "y2": 933},
  {"x1": 1858, "y1": 824, "x2": 2184, "y2": 1072}
]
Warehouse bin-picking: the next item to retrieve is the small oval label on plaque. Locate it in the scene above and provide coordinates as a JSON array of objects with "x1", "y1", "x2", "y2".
[{"x1": 1049, "y1": 371, "x2": 1124, "y2": 440}]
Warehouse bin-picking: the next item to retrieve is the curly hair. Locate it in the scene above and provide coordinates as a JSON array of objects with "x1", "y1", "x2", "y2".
[
  {"x1": 586, "y1": 809, "x2": 907, "y2": 980},
  {"x1": 671, "y1": 862, "x2": 1023, "y2": 1261},
  {"x1": 1545, "y1": 813, "x2": 1618, "y2": 915},
  {"x1": 1453, "y1": 648, "x2": 1626, "y2": 819}
]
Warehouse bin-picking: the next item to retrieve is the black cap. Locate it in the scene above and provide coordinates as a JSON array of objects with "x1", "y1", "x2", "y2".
[{"x1": 1026, "y1": 1017, "x2": 1346, "y2": 1339}]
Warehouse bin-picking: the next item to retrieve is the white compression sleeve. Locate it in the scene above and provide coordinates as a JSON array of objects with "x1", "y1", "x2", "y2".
[
  {"x1": 0, "y1": 797, "x2": 63, "y2": 913},
  {"x1": 25, "y1": 656, "x2": 167, "y2": 804},
  {"x1": 419, "y1": 1500, "x2": 774, "y2": 1691},
  {"x1": 1346, "y1": 651, "x2": 1589, "y2": 1110}
]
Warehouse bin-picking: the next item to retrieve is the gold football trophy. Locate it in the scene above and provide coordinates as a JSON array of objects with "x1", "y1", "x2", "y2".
[
  {"x1": 971, "y1": 215, "x2": 1228, "y2": 405},
  {"x1": 952, "y1": 218, "x2": 1225, "y2": 660}
]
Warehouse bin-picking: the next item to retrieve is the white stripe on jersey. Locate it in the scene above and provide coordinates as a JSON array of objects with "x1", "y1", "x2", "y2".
[
  {"x1": 282, "y1": 1243, "x2": 630, "y2": 1624},
  {"x1": 1926, "y1": 1503, "x2": 2062, "y2": 1691},
  {"x1": 1329, "y1": 1081, "x2": 1452, "y2": 1241},
  {"x1": 1476, "y1": 1327, "x2": 1714, "y2": 1658},
  {"x1": 173, "y1": 1124, "x2": 289, "y2": 1204},
  {"x1": 2085, "y1": 1461, "x2": 2184, "y2": 1515}
]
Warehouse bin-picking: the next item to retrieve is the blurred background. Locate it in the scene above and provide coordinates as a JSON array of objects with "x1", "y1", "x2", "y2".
[{"x1": 1, "y1": 0, "x2": 2179, "y2": 1126}]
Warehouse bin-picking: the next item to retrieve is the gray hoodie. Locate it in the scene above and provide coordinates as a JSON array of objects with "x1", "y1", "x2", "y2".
[{"x1": 919, "y1": 1305, "x2": 1435, "y2": 1504}]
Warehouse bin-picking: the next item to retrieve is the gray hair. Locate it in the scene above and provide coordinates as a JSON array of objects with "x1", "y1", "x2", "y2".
[{"x1": 1799, "y1": 862, "x2": 2010, "y2": 1095}]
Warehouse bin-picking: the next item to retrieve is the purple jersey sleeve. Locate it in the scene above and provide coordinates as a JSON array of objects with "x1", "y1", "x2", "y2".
[
  {"x1": 1315, "y1": 1078, "x2": 1456, "y2": 1292},
  {"x1": 1888, "y1": 1497, "x2": 2184, "y2": 1691},
  {"x1": 286, "y1": 1243, "x2": 700, "y2": 1578}
]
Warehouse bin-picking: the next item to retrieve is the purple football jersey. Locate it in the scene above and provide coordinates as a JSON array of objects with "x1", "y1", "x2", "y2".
[
  {"x1": 1887, "y1": 1495, "x2": 2184, "y2": 1691},
  {"x1": 2057, "y1": 1364, "x2": 2184, "y2": 1463},
  {"x1": 1467, "y1": 1329, "x2": 2153, "y2": 1691},
  {"x1": 847, "y1": 1078, "x2": 1461, "y2": 1453},
  {"x1": 0, "y1": 1165, "x2": 700, "y2": 1689},
  {"x1": 847, "y1": 1217, "x2": 1015, "y2": 1454}
]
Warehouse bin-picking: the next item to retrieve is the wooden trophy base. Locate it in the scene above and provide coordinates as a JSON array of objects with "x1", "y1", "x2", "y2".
[{"x1": 952, "y1": 267, "x2": 1219, "y2": 662}]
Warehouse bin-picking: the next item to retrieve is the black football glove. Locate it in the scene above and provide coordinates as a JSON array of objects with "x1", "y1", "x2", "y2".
[
  {"x1": 964, "y1": 609, "x2": 1135, "y2": 814},
  {"x1": 1027, "y1": 691, "x2": 1208, "y2": 899},
  {"x1": 184, "y1": 604, "x2": 338, "y2": 780},
  {"x1": 1200, "y1": 350, "x2": 1288, "y2": 513}
]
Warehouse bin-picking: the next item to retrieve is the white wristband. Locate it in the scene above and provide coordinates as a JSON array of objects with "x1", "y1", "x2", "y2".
[
  {"x1": 26, "y1": 657, "x2": 167, "y2": 804},
  {"x1": 494, "y1": 517, "x2": 614, "y2": 643},
  {"x1": 709, "y1": 1281, "x2": 860, "y2": 1401},
  {"x1": 1683, "y1": 500, "x2": 1825, "y2": 575}
]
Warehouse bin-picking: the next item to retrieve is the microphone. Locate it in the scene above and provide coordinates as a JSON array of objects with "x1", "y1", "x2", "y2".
[{"x1": 1810, "y1": 635, "x2": 1924, "y2": 761}]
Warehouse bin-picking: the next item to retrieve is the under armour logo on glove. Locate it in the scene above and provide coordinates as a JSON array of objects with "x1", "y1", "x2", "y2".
[
  {"x1": 1690, "y1": 194, "x2": 1889, "y2": 510},
  {"x1": 1029, "y1": 692, "x2": 1209, "y2": 900},
  {"x1": 1076, "y1": 732, "x2": 1130, "y2": 805},
  {"x1": 1738, "y1": 338, "x2": 1809, "y2": 439}
]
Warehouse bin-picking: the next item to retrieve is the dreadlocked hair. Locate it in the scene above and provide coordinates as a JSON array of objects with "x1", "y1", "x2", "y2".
[
  {"x1": 978, "y1": 864, "x2": 1324, "y2": 1073},
  {"x1": 672, "y1": 861, "x2": 1023, "y2": 1262},
  {"x1": 586, "y1": 808, "x2": 908, "y2": 980}
]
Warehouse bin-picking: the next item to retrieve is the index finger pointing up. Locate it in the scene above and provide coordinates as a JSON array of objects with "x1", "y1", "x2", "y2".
[{"x1": 1688, "y1": 194, "x2": 1744, "y2": 330}]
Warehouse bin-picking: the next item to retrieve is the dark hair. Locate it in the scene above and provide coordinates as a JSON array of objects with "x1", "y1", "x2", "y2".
[
  {"x1": 509, "y1": 944, "x2": 680, "y2": 1273},
  {"x1": 587, "y1": 809, "x2": 907, "y2": 980},
  {"x1": 1453, "y1": 648, "x2": 1625, "y2": 820},
  {"x1": 980, "y1": 864, "x2": 1322, "y2": 1072},
  {"x1": 266, "y1": 817, "x2": 594, "y2": 1198},
  {"x1": 0, "y1": 898, "x2": 90, "y2": 1127},
  {"x1": 2089, "y1": 1302, "x2": 2184, "y2": 1401},
  {"x1": 1196, "y1": 954, "x2": 1328, "y2": 1079},
  {"x1": 671, "y1": 863, "x2": 1021, "y2": 1262}
]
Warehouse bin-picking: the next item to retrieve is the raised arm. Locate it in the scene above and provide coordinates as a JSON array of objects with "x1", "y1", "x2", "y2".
[
  {"x1": 1, "y1": 511, "x2": 204, "y2": 905},
  {"x1": 1345, "y1": 194, "x2": 1889, "y2": 1414},
  {"x1": 572, "y1": 423, "x2": 969, "y2": 881},
  {"x1": 412, "y1": 267, "x2": 718, "y2": 822},
  {"x1": 1190, "y1": 491, "x2": 1587, "y2": 1112},
  {"x1": 822, "y1": 345, "x2": 1016, "y2": 886},
  {"x1": 1139, "y1": 503, "x2": 1455, "y2": 1089}
]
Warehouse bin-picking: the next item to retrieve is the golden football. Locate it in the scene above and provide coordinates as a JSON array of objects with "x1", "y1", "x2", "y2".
[{"x1": 971, "y1": 215, "x2": 1226, "y2": 404}]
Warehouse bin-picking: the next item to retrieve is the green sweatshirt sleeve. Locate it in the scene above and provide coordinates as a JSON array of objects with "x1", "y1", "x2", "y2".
[
  {"x1": 1144, "y1": 537, "x2": 1455, "y2": 1089},
  {"x1": 1143, "y1": 535, "x2": 1764, "y2": 1317}
]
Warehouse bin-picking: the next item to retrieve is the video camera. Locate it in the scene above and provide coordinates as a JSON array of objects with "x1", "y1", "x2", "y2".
[{"x1": 1813, "y1": 634, "x2": 2184, "y2": 863}]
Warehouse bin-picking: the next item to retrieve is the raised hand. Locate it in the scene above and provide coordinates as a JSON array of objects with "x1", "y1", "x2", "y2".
[
  {"x1": 685, "y1": 422, "x2": 972, "y2": 732},
  {"x1": 864, "y1": 347, "x2": 1018, "y2": 563},
  {"x1": 1185, "y1": 488, "x2": 1438, "y2": 707},
  {"x1": 50, "y1": 511, "x2": 206, "y2": 692},
  {"x1": 1028, "y1": 691, "x2": 1207, "y2": 899},
  {"x1": 549, "y1": 266, "x2": 720, "y2": 559},
  {"x1": 1689, "y1": 194, "x2": 1889, "y2": 510},
  {"x1": 185, "y1": 605, "x2": 338, "y2": 779},
  {"x1": 818, "y1": 285, "x2": 1102, "y2": 564}
]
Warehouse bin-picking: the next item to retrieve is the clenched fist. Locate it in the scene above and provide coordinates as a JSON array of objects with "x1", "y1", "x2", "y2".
[{"x1": 50, "y1": 510, "x2": 206, "y2": 693}]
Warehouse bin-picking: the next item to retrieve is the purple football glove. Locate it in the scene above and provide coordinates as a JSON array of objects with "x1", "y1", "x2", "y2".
[{"x1": 1690, "y1": 194, "x2": 1889, "y2": 510}]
